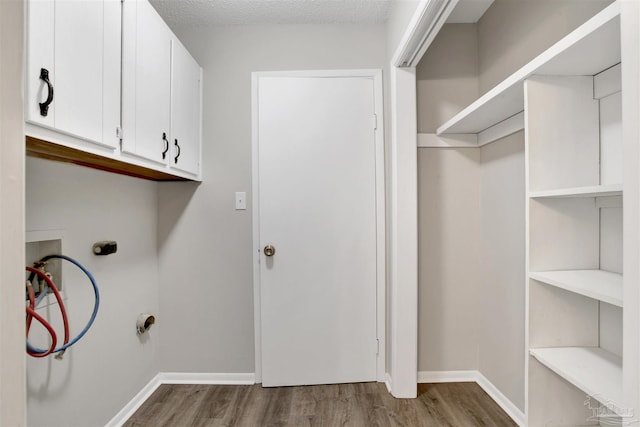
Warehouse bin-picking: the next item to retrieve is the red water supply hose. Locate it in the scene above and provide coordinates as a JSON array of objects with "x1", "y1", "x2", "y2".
[
  {"x1": 25, "y1": 266, "x2": 69, "y2": 358},
  {"x1": 26, "y1": 283, "x2": 35, "y2": 332},
  {"x1": 26, "y1": 278, "x2": 57, "y2": 357},
  {"x1": 26, "y1": 308, "x2": 57, "y2": 357}
]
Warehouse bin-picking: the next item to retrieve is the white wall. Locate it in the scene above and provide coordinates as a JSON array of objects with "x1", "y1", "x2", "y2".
[
  {"x1": 477, "y1": 0, "x2": 613, "y2": 93},
  {"x1": 416, "y1": 23, "x2": 478, "y2": 133},
  {"x1": 418, "y1": 148, "x2": 481, "y2": 371},
  {"x1": 416, "y1": 20, "x2": 482, "y2": 374},
  {"x1": 478, "y1": 133, "x2": 526, "y2": 411},
  {"x1": 157, "y1": 24, "x2": 388, "y2": 374},
  {"x1": 415, "y1": 137, "x2": 525, "y2": 412},
  {"x1": 0, "y1": 0, "x2": 26, "y2": 424},
  {"x1": 26, "y1": 158, "x2": 160, "y2": 427}
]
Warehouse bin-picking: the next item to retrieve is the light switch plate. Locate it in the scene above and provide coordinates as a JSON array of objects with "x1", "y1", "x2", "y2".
[{"x1": 235, "y1": 192, "x2": 247, "y2": 210}]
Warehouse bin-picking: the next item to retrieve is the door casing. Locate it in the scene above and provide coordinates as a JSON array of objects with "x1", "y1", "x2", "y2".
[{"x1": 251, "y1": 69, "x2": 386, "y2": 384}]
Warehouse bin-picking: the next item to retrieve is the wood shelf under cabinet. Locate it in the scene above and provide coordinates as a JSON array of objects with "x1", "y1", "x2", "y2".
[
  {"x1": 529, "y1": 184, "x2": 622, "y2": 199},
  {"x1": 26, "y1": 136, "x2": 190, "y2": 182},
  {"x1": 437, "y1": 1, "x2": 620, "y2": 135},
  {"x1": 530, "y1": 347, "x2": 623, "y2": 414},
  {"x1": 530, "y1": 270, "x2": 622, "y2": 307}
]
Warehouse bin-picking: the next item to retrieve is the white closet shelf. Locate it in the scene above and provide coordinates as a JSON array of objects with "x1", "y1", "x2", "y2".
[
  {"x1": 530, "y1": 347, "x2": 623, "y2": 415},
  {"x1": 437, "y1": 1, "x2": 620, "y2": 135},
  {"x1": 530, "y1": 270, "x2": 622, "y2": 307},
  {"x1": 529, "y1": 184, "x2": 623, "y2": 199}
]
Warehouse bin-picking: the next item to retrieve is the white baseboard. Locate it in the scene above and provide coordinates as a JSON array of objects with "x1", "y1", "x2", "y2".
[
  {"x1": 475, "y1": 372, "x2": 526, "y2": 427},
  {"x1": 159, "y1": 372, "x2": 256, "y2": 385},
  {"x1": 105, "y1": 373, "x2": 162, "y2": 427},
  {"x1": 417, "y1": 370, "x2": 477, "y2": 383},
  {"x1": 105, "y1": 372, "x2": 256, "y2": 427},
  {"x1": 418, "y1": 370, "x2": 526, "y2": 427},
  {"x1": 384, "y1": 373, "x2": 392, "y2": 393}
]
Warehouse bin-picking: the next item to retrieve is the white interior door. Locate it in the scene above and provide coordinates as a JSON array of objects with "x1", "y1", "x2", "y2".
[{"x1": 256, "y1": 74, "x2": 379, "y2": 387}]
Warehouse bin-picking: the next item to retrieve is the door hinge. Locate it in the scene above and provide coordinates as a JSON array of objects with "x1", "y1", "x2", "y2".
[
  {"x1": 372, "y1": 114, "x2": 378, "y2": 130},
  {"x1": 376, "y1": 338, "x2": 380, "y2": 355},
  {"x1": 116, "y1": 126, "x2": 123, "y2": 139}
]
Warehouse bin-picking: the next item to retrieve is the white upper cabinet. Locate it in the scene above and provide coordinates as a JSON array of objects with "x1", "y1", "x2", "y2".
[
  {"x1": 170, "y1": 39, "x2": 202, "y2": 177},
  {"x1": 25, "y1": 0, "x2": 202, "y2": 181},
  {"x1": 122, "y1": 0, "x2": 202, "y2": 179},
  {"x1": 26, "y1": 0, "x2": 121, "y2": 149},
  {"x1": 121, "y1": 0, "x2": 173, "y2": 165}
]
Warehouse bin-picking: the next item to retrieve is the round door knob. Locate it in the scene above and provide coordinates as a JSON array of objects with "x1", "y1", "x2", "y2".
[{"x1": 264, "y1": 245, "x2": 276, "y2": 257}]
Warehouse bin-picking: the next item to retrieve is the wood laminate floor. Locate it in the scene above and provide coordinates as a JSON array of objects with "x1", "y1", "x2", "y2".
[{"x1": 123, "y1": 382, "x2": 517, "y2": 427}]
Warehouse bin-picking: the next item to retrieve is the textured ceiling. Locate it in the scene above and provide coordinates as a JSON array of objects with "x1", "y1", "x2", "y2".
[{"x1": 150, "y1": 0, "x2": 393, "y2": 27}]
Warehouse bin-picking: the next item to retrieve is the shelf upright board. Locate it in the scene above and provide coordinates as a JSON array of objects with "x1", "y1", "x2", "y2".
[{"x1": 437, "y1": 1, "x2": 621, "y2": 135}]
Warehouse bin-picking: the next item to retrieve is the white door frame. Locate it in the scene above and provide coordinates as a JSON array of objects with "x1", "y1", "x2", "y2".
[
  {"x1": 384, "y1": 0, "x2": 457, "y2": 399},
  {"x1": 0, "y1": 0, "x2": 26, "y2": 424},
  {"x1": 251, "y1": 69, "x2": 386, "y2": 384}
]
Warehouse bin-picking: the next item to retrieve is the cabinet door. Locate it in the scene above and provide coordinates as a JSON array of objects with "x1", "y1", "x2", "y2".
[
  {"x1": 122, "y1": 0, "x2": 172, "y2": 165},
  {"x1": 170, "y1": 39, "x2": 202, "y2": 177},
  {"x1": 25, "y1": 0, "x2": 54, "y2": 129},
  {"x1": 26, "y1": 0, "x2": 120, "y2": 149}
]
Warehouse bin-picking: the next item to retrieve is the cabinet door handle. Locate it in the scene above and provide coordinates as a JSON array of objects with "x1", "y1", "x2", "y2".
[
  {"x1": 162, "y1": 133, "x2": 169, "y2": 159},
  {"x1": 39, "y1": 68, "x2": 54, "y2": 117},
  {"x1": 174, "y1": 139, "x2": 181, "y2": 164}
]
